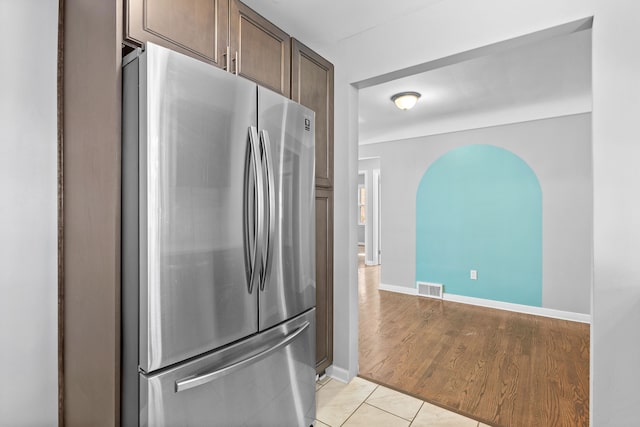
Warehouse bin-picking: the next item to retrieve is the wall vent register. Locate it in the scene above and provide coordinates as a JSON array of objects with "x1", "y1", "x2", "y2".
[{"x1": 417, "y1": 282, "x2": 443, "y2": 299}]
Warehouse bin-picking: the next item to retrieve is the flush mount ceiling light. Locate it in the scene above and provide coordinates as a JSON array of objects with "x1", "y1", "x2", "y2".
[{"x1": 391, "y1": 91, "x2": 421, "y2": 110}]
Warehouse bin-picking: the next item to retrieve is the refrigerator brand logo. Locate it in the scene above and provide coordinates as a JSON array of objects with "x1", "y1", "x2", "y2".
[{"x1": 304, "y1": 118, "x2": 311, "y2": 131}]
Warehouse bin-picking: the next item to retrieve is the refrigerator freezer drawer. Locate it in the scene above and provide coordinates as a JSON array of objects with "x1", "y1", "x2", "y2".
[{"x1": 140, "y1": 309, "x2": 316, "y2": 427}]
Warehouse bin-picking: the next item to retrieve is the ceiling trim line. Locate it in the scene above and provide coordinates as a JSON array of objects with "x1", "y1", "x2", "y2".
[{"x1": 353, "y1": 16, "x2": 593, "y2": 90}]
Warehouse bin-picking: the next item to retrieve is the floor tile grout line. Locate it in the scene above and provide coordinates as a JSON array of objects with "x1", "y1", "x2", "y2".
[
  {"x1": 317, "y1": 377, "x2": 482, "y2": 427},
  {"x1": 359, "y1": 402, "x2": 415, "y2": 425},
  {"x1": 338, "y1": 401, "x2": 366, "y2": 427},
  {"x1": 359, "y1": 369, "x2": 495, "y2": 425},
  {"x1": 365, "y1": 383, "x2": 427, "y2": 421},
  {"x1": 408, "y1": 401, "x2": 425, "y2": 426},
  {"x1": 338, "y1": 383, "x2": 379, "y2": 427},
  {"x1": 364, "y1": 400, "x2": 421, "y2": 422}
]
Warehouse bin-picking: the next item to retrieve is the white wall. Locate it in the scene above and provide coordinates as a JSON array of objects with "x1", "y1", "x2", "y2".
[
  {"x1": 327, "y1": 65, "x2": 360, "y2": 381},
  {"x1": 360, "y1": 114, "x2": 592, "y2": 315},
  {"x1": 0, "y1": 1, "x2": 59, "y2": 425},
  {"x1": 592, "y1": 0, "x2": 640, "y2": 424}
]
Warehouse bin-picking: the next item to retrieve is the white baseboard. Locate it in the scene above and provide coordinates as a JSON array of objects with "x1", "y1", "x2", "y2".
[
  {"x1": 443, "y1": 293, "x2": 591, "y2": 323},
  {"x1": 378, "y1": 283, "x2": 591, "y2": 324},
  {"x1": 325, "y1": 365, "x2": 350, "y2": 384},
  {"x1": 379, "y1": 283, "x2": 418, "y2": 296},
  {"x1": 365, "y1": 259, "x2": 378, "y2": 266}
]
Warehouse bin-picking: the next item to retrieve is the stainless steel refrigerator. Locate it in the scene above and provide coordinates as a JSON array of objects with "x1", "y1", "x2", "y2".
[{"x1": 121, "y1": 43, "x2": 316, "y2": 427}]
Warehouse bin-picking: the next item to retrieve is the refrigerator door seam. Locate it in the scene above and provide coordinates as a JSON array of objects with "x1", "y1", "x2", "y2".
[{"x1": 174, "y1": 321, "x2": 310, "y2": 393}]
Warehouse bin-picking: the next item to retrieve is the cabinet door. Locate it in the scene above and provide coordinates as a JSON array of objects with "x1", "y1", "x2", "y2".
[
  {"x1": 229, "y1": 0, "x2": 290, "y2": 97},
  {"x1": 291, "y1": 39, "x2": 334, "y2": 188},
  {"x1": 125, "y1": 0, "x2": 228, "y2": 68},
  {"x1": 315, "y1": 189, "x2": 334, "y2": 374}
]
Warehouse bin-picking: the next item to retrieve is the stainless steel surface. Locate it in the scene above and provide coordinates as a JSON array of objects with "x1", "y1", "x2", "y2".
[
  {"x1": 122, "y1": 55, "x2": 141, "y2": 427},
  {"x1": 245, "y1": 126, "x2": 264, "y2": 295},
  {"x1": 123, "y1": 43, "x2": 317, "y2": 426},
  {"x1": 259, "y1": 130, "x2": 276, "y2": 292},
  {"x1": 175, "y1": 321, "x2": 310, "y2": 392},
  {"x1": 140, "y1": 309, "x2": 316, "y2": 427},
  {"x1": 140, "y1": 44, "x2": 260, "y2": 372},
  {"x1": 257, "y1": 87, "x2": 316, "y2": 331}
]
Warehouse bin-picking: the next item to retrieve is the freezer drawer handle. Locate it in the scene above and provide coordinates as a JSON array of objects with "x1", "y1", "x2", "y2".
[{"x1": 174, "y1": 321, "x2": 310, "y2": 393}]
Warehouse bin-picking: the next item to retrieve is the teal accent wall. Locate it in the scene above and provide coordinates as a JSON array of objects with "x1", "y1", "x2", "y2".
[{"x1": 416, "y1": 144, "x2": 542, "y2": 306}]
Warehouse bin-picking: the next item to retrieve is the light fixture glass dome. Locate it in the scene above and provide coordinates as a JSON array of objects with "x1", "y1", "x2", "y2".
[{"x1": 391, "y1": 91, "x2": 421, "y2": 110}]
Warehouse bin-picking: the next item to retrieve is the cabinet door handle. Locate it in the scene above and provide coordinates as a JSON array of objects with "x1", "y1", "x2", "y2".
[
  {"x1": 223, "y1": 46, "x2": 230, "y2": 71},
  {"x1": 233, "y1": 51, "x2": 238, "y2": 75}
]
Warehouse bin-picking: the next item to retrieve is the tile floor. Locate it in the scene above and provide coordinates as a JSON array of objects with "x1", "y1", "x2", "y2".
[{"x1": 316, "y1": 376, "x2": 490, "y2": 427}]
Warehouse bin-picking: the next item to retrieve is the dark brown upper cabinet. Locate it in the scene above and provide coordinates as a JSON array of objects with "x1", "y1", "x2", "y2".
[
  {"x1": 125, "y1": 0, "x2": 229, "y2": 69},
  {"x1": 229, "y1": 0, "x2": 291, "y2": 97},
  {"x1": 291, "y1": 39, "x2": 334, "y2": 189}
]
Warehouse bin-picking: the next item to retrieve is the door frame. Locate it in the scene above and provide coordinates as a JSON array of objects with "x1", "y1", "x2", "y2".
[{"x1": 372, "y1": 168, "x2": 381, "y2": 265}]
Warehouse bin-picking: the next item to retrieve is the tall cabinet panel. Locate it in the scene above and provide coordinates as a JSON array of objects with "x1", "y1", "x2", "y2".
[
  {"x1": 229, "y1": 0, "x2": 291, "y2": 97},
  {"x1": 125, "y1": 0, "x2": 228, "y2": 68},
  {"x1": 292, "y1": 39, "x2": 334, "y2": 374},
  {"x1": 291, "y1": 39, "x2": 334, "y2": 189},
  {"x1": 314, "y1": 189, "x2": 334, "y2": 373}
]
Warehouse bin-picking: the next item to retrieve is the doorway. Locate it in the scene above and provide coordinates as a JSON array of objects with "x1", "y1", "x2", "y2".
[
  {"x1": 355, "y1": 23, "x2": 592, "y2": 427},
  {"x1": 358, "y1": 157, "x2": 381, "y2": 267}
]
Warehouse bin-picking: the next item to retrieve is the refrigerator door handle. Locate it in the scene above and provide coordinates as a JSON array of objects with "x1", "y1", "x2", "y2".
[
  {"x1": 174, "y1": 321, "x2": 310, "y2": 393},
  {"x1": 244, "y1": 126, "x2": 264, "y2": 294},
  {"x1": 258, "y1": 130, "x2": 276, "y2": 291}
]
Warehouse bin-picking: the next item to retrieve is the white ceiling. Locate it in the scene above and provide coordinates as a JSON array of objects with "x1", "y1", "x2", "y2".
[
  {"x1": 241, "y1": 0, "x2": 446, "y2": 46},
  {"x1": 359, "y1": 29, "x2": 592, "y2": 144},
  {"x1": 241, "y1": 1, "x2": 592, "y2": 146}
]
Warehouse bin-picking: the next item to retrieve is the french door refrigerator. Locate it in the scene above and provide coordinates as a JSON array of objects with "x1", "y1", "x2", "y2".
[{"x1": 121, "y1": 43, "x2": 316, "y2": 427}]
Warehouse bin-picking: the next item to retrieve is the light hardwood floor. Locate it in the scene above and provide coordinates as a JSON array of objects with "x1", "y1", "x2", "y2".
[{"x1": 357, "y1": 261, "x2": 589, "y2": 427}]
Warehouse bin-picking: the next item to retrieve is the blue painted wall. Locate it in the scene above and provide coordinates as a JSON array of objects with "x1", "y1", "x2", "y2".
[{"x1": 416, "y1": 144, "x2": 542, "y2": 306}]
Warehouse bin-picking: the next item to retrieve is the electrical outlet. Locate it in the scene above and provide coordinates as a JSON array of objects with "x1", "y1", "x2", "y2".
[{"x1": 470, "y1": 270, "x2": 478, "y2": 280}]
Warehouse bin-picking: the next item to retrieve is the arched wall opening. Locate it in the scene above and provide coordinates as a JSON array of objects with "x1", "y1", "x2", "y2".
[{"x1": 416, "y1": 144, "x2": 542, "y2": 307}]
